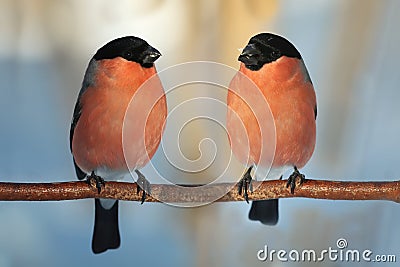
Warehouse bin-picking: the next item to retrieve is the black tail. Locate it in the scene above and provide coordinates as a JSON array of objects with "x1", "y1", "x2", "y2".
[
  {"x1": 92, "y1": 199, "x2": 120, "y2": 254},
  {"x1": 249, "y1": 199, "x2": 279, "y2": 225}
]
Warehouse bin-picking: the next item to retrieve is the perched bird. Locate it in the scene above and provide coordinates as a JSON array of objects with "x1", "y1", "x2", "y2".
[
  {"x1": 70, "y1": 36, "x2": 167, "y2": 253},
  {"x1": 227, "y1": 33, "x2": 317, "y2": 225}
]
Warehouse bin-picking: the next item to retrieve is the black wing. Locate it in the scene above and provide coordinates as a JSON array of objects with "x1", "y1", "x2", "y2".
[
  {"x1": 70, "y1": 99, "x2": 81, "y2": 151},
  {"x1": 314, "y1": 104, "x2": 317, "y2": 120},
  {"x1": 70, "y1": 99, "x2": 87, "y2": 180}
]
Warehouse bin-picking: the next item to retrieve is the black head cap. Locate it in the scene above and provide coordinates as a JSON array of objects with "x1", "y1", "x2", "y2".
[
  {"x1": 239, "y1": 33, "x2": 301, "y2": 71},
  {"x1": 93, "y1": 36, "x2": 161, "y2": 68}
]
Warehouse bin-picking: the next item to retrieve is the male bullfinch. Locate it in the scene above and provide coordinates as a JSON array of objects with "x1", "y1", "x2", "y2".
[
  {"x1": 70, "y1": 36, "x2": 167, "y2": 253},
  {"x1": 227, "y1": 33, "x2": 316, "y2": 225}
]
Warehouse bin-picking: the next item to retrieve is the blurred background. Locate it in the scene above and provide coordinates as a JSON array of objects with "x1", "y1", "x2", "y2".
[{"x1": 1, "y1": 0, "x2": 400, "y2": 266}]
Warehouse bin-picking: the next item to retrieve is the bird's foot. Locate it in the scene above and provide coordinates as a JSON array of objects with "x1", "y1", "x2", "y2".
[
  {"x1": 87, "y1": 171, "x2": 105, "y2": 194},
  {"x1": 135, "y1": 170, "x2": 151, "y2": 204},
  {"x1": 286, "y1": 166, "x2": 305, "y2": 194},
  {"x1": 238, "y1": 166, "x2": 254, "y2": 203}
]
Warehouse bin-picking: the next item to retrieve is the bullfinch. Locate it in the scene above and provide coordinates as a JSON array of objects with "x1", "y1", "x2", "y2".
[
  {"x1": 227, "y1": 33, "x2": 316, "y2": 225},
  {"x1": 70, "y1": 36, "x2": 167, "y2": 253}
]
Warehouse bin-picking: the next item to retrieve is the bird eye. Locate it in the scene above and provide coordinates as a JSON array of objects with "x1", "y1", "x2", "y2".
[{"x1": 125, "y1": 51, "x2": 132, "y2": 58}]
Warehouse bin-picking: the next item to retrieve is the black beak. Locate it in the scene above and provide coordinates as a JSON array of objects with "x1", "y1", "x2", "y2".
[
  {"x1": 142, "y1": 46, "x2": 161, "y2": 64},
  {"x1": 238, "y1": 43, "x2": 261, "y2": 65}
]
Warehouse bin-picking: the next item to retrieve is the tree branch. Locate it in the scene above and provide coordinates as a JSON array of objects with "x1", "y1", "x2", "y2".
[{"x1": 0, "y1": 179, "x2": 399, "y2": 203}]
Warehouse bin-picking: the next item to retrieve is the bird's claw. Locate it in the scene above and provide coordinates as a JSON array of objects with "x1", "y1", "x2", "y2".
[
  {"x1": 238, "y1": 166, "x2": 253, "y2": 203},
  {"x1": 87, "y1": 171, "x2": 105, "y2": 194},
  {"x1": 135, "y1": 170, "x2": 151, "y2": 204},
  {"x1": 286, "y1": 166, "x2": 305, "y2": 194}
]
